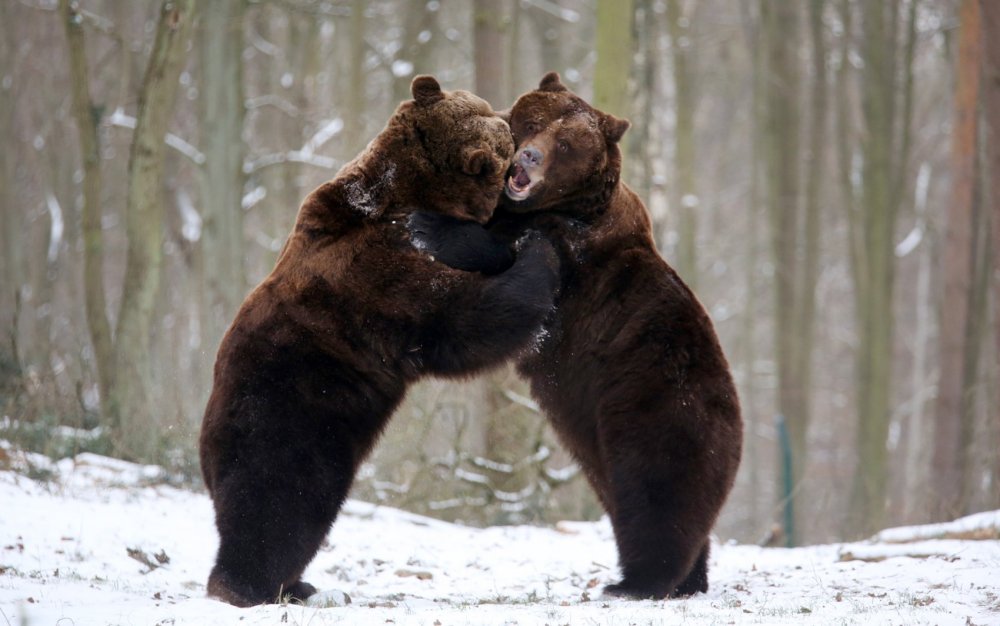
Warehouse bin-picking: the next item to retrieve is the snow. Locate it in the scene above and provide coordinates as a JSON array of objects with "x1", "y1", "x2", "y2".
[
  {"x1": 894, "y1": 224, "x2": 923, "y2": 258},
  {"x1": 2, "y1": 445, "x2": 998, "y2": 626},
  {"x1": 392, "y1": 60, "x2": 415, "y2": 78},
  {"x1": 345, "y1": 162, "x2": 396, "y2": 217},
  {"x1": 108, "y1": 106, "x2": 206, "y2": 165},
  {"x1": 176, "y1": 189, "x2": 202, "y2": 242},
  {"x1": 302, "y1": 118, "x2": 345, "y2": 157},
  {"x1": 44, "y1": 193, "x2": 64, "y2": 264},
  {"x1": 241, "y1": 185, "x2": 267, "y2": 211}
]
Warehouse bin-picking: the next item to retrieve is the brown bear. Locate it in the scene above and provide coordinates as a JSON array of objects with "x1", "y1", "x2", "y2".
[
  {"x1": 199, "y1": 75, "x2": 560, "y2": 607},
  {"x1": 408, "y1": 73, "x2": 743, "y2": 599}
]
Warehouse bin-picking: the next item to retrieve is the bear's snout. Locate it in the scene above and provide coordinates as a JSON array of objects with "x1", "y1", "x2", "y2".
[{"x1": 518, "y1": 146, "x2": 544, "y2": 169}]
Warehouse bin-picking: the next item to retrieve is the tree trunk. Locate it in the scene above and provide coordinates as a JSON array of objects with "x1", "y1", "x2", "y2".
[
  {"x1": 982, "y1": 0, "x2": 1000, "y2": 512},
  {"x1": 61, "y1": 0, "x2": 115, "y2": 420},
  {"x1": 474, "y1": 0, "x2": 509, "y2": 109},
  {"x1": 392, "y1": 2, "x2": 437, "y2": 103},
  {"x1": 593, "y1": 0, "x2": 634, "y2": 120},
  {"x1": 796, "y1": 0, "x2": 825, "y2": 473},
  {"x1": 198, "y1": 0, "x2": 247, "y2": 403},
  {"x1": 472, "y1": 0, "x2": 537, "y2": 520},
  {"x1": 846, "y1": 0, "x2": 913, "y2": 538},
  {"x1": 624, "y1": 0, "x2": 655, "y2": 208},
  {"x1": 0, "y1": 0, "x2": 20, "y2": 359},
  {"x1": 112, "y1": 0, "x2": 197, "y2": 461},
  {"x1": 344, "y1": 0, "x2": 366, "y2": 155},
  {"x1": 527, "y1": 0, "x2": 562, "y2": 90},
  {"x1": 930, "y1": 0, "x2": 981, "y2": 523},
  {"x1": 667, "y1": 0, "x2": 698, "y2": 286},
  {"x1": 739, "y1": 0, "x2": 766, "y2": 541},
  {"x1": 761, "y1": 0, "x2": 804, "y2": 545}
]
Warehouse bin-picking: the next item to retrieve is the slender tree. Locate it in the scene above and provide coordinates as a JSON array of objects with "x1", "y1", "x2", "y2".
[
  {"x1": 61, "y1": 0, "x2": 115, "y2": 421},
  {"x1": 760, "y1": 0, "x2": 806, "y2": 545},
  {"x1": 471, "y1": 0, "x2": 541, "y2": 520},
  {"x1": 844, "y1": 0, "x2": 917, "y2": 537},
  {"x1": 797, "y1": 0, "x2": 825, "y2": 469},
  {"x1": 624, "y1": 0, "x2": 656, "y2": 208},
  {"x1": 198, "y1": 0, "x2": 247, "y2": 389},
  {"x1": 474, "y1": 0, "x2": 509, "y2": 109},
  {"x1": 739, "y1": 0, "x2": 766, "y2": 541},
  {"x1": 344, "y1": 0, "x2": 366, "y2": 155},
  {"x1": 982, "y1": 0, "x2": 1000, "y2": 512},
  {"x1": 111, "y1": 0, "x2": 197, "y2": 460},
  {"x1": 392, "y1": 2, "x2": 437, "y2": 103},
  {"x1": 1, "y1": 2, "x2": 22, "y2": 381},
  {"x1": 593, "y1": 0, "x2": 634, "y2": 120},
  {"x1": 666, "y1": 0, "x2": 698, "y2": 286},
  {"x1": 930, "y1": 0, "x2": 981, "y2": 522}
]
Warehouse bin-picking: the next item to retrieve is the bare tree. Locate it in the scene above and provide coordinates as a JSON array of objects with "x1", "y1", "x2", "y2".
[
  {"x1": 982, "y1": 0, "x2": 1000, "y2": 513},
  {"x1": 931, "y1": 0, "x2": 983, "y2": 522},
  {"x1": 61, "y1": 0, "x2": 114, "y2": 417},
  {"x1": 111, "y1": 0, "x2": 197, "y2": 460},
  {"x1": 760, "y1": 0, "x2": 806, "y2": 545},
  {"x1": 1, "y1": 1, "x2": 22, "y2": 392},
  {"x1": 198, "y1": 0, "x2": 248, "y2": 351},
  {"x1": 474, "y1": 0, "x2": 510, "y2": 109},
  {"x1": 843, "y1": 0, "x2": 917, "y2": 538},
  {"x1": 344, "y1": 0, "x2": 366, "y2": 155},
  {"x1": 666, "y1": 0, "x2": 698, "y2": 286},
  {"x1": 392, "y1": 1, "x2": 438, "y2": 103},
  {"x1": 797, "y1": 0, "x2": 825, "y2": 486},
  {"x1": 593, "y1": 0, "x2": 634, "y2": 119}
]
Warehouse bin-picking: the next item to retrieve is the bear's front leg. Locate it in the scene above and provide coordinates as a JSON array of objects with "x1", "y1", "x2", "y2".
[
  {"x1": 416, "y1": 231, "x2": 560, "y2": 377},
  {"x1": 407, "y1": 210, "x2": 514, "y2": 274}
]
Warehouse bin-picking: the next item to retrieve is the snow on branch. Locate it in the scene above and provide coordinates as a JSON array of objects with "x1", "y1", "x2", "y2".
[
  {"x1": 243, "y1": 118, "x2": 343, "y2": 174},
  {"x1": 108, "y1": 107, "x2": 205, "y2": 165},
  {"x1": 503, "y1": 389, "x2": 541, "y2": 413},
  {"x1": 244, "y1": 94, "x2": 301, "y2": 117},
  {"x1": 427, "y1": 496, "x2": 488, "y2": 511},
  {"x1": 454, "y1": 467, "x2": 491, "y2": 487},
  {"x1": 494, "y1": 482, "x2": 537, "y2": 503},
  {"x1": 543, "y1": 463, "x2": 579, "y2": 484},
  {"x1": 522, "y1": 0, "x2": 580, "y2": 22},
  {"x1": 301, "y1": 118, "x2": 344, "y2": 156},
  {"x1": 243, "y1": 150, "x2": 339, "y2": 174},
  {"x1": 45, "y1": 193, "x2": 64, "y2": 263},
  {"x1": 470, "y1": 455, "x2": 514, "y2": 474},
  {"x1": 872, "y1": 510, "x2": 1000, "y2": 544}
]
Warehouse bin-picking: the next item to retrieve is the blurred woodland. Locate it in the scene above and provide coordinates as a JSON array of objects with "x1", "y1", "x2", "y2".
[{"x1": 1, "y1": 0, "x2": 999, "y2": 546}]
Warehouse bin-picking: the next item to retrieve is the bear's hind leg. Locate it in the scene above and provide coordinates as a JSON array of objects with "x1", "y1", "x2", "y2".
[
  {"x1": 671, "y1": 541, "x2": 709, "y2": 597},
  {"x1": 207, "y1": 447, "x2": 353, "y2": 607},
  {"x1": 600, "y1": 453, "x2": 711, "y2": 599}
]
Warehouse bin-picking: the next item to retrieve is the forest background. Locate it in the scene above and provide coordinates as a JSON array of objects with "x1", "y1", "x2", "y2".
[{"x1": 2, "y1": 0, "x2": 999, "y2": 547}]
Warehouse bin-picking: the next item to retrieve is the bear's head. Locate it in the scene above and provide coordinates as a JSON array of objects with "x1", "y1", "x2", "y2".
[
  {"x1": 391, "y1": 76, "x2": 515, "y2": 223},
  {"x1": 501, "y1": 72, "x2": 630, "y2": 214}
]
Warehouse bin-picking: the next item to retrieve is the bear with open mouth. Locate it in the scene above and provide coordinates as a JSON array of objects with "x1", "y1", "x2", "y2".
[{"x1": 409, "y1": 72, "x2": 743, "y2": 600}]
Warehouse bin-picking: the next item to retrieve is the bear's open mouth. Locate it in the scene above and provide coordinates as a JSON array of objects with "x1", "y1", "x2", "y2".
[{"x1": 505, "y1": 164, "x2": 535, "y2": 200}]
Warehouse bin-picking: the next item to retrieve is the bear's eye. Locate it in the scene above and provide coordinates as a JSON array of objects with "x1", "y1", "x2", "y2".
[
  {"x1": 524, "y1": 121, "x2": 540, "y2": 135},
  {"x1": 557, "y1": 141, "x2": 570, "y2": 153}
]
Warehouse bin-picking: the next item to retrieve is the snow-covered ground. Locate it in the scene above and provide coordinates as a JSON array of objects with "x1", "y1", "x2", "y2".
[{"x1": 2, "y1": 445, "x2": 998, "y2": 626}]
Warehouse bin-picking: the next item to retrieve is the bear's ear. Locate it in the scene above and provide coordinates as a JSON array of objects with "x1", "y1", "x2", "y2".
[
  {"x1": 603, "y1": 114, "x2": 631, "y2": 143},
  {"x1": 411, "y1": 75, "x2": 445, "y2": 106},
  {"x1": 538, "y1": 72, "x2": 568, "y2": 92},
  {"x1": 462, "y1": 147, "x2": 494, "y2": 177}
]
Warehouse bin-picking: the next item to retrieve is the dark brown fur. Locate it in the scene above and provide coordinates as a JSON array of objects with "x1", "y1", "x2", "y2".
[
  {"x1": 410, "y1": 73, "x2": 743, "y2": 599},
  {"x1": 199, "y1": 76, "x2": 559, "y2": 607}
]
